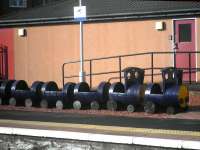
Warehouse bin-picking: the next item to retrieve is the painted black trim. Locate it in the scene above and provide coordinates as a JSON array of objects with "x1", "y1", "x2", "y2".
[{"x1": 0, "y1": 9, "x2": 200, "y2": 28}]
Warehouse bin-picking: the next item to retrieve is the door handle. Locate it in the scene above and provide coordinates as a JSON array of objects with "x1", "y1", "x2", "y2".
[{"x1": 174, "y1": 42, "x2": 178, "y2": 50}]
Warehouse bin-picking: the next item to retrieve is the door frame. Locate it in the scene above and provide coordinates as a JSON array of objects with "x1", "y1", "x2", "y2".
[{"x1": 172, "y1": 18, "x2": 198, "y2": 82}]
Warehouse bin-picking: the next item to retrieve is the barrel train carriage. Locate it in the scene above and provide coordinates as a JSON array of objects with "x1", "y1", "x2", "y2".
[
  {"x1": 40, "y1": 81, "x2": 75, "y2": 109},
  {"x1": 0, "y1": 67, "x2": 189, "y2": 114},
  {"x1": 8, "y1": 80, "x2": 44, "y2": 107},
  {"x1": 73, "y1": 81, "x2": 110, "y2": 110}
]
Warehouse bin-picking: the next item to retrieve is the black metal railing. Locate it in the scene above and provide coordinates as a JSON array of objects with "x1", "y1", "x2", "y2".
[
  {"x1": 62, "y1": 51, "x2": 200, "y2": 88},
  {"x1": 0, "y1": 45, "x2": 8, "y2": 80}
]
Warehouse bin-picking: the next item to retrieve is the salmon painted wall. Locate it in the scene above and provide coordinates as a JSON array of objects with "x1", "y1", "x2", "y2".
[
  {"x1": 14, "y1": 19, "x2": 175, "y2": 87},
  {"x1": 0, "y1": 28, "x2": 14, "y2": 79},
  {"x1": 14, "y1": 25, "x2": 79, "y2": 86}
]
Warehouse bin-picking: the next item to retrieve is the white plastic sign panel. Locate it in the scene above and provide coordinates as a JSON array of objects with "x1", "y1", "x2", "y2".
[{"x1": 74, "y1": 6, "x2": 86, "y2": 21}]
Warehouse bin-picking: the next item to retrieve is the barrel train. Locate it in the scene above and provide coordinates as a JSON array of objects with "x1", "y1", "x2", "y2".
[{"x1": 0, "y1": 67, "x2": 189, "y2": 115}]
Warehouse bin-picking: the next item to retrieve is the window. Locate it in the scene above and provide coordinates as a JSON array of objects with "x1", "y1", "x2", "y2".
[
  {"x1": 9, "y1": 0, "x2": 27, "y2": 8},
  {"x1": 179, "y1": 24, "x2": 191, "y2": 42}
]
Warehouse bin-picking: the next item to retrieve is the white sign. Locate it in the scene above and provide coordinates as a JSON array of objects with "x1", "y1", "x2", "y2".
[{"x1": 74, "y1": 6, "x2": 86, "y2": 21}]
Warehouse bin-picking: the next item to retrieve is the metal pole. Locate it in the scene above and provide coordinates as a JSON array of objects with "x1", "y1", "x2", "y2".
[
  {"x1": 189, "y1": 53, "x2": 192, "y2": 84},
  {"x1": 62, "y1": 64, "x2": 65, "y2": 87},
  {"x1": 119, "y1": 57, "x2": 122, "y2": 82},
  {"x1": 89, "y1": 60, "x2": 92, "y2": 88},
  {"x1": 151, "y1": 53, "x2": 154, "y2": 83},
  {"x1": 79, "y1": 0, "x2": 85, "y2": 82}
]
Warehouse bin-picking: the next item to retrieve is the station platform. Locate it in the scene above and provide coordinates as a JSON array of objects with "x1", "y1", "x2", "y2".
[{"x1": 0, "y1": 105, "x2": 199, "y2": 150}]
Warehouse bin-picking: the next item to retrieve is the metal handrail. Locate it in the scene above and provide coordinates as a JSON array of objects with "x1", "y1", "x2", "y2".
[{"x1": 62, "y1": 51, "x2": 200, "y2": 87}]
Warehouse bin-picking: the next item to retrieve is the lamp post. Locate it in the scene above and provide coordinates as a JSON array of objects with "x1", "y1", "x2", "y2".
[{"x1": 78, "y1": 0, "x2": 85, "y2": 82}]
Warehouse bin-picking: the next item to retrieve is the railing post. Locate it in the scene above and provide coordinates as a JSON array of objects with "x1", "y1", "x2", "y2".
[
  {"x1": 0, "y1": 46, "x2": 2, "y2": 79},
  {"x1": 4, "y1": 46, "x2": 8, "y2": 80},
  {"x1": 1, "y1": 47, "x2": 4, "y2": 79},
  {"x1": 119, "y1": 56, "x2": 122, "y2": 82},
  {"x1": 189, "y1": 52, "x2": 192, "y2": 84},
  {"x1": 89, "y1": 60, "x2": 92, "y2": 88},
  {"x1": 62, "y1": 64, "x2": 65, "y2": 87},
  {"x1": 151, "y1": 53, "x2": 154, "y2": 83}
]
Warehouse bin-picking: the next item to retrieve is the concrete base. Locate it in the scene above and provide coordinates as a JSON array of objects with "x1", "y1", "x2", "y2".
[
  {"x1": 0, "y1": 134, "x2": 177, "y2": 150},
  {"x1": 79, "y1": 71, "x2": 86, "y2": 82}
]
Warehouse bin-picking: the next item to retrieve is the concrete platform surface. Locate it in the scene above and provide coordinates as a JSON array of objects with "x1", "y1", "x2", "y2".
[
  {"x1": 0, "y1": 109, "x2": 199, "y2": 140},
  {"x1": 0, "y1": 108, "x2": 199, "y2": 149}
]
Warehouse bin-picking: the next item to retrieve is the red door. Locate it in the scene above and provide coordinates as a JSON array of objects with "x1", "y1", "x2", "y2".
[
  {"x1": 174, "y1": 19, "x2": 196, "y2": 82},
  {"x1": 0, "y1": 29, "x2": 14, "y2": 79}
]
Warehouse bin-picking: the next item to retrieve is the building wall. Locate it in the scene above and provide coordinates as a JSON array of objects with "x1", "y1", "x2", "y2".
[
  {"x1": 14, "y1": 25, "x2": 79, "y2": 86},
  {"x1": 14, "y1": 19, "x2": 177, "y2": 87}
]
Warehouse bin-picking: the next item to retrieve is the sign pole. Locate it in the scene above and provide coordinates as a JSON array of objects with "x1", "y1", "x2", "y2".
[{"x1": 79, "y1": 0, "x2": 85, "y2": 82}]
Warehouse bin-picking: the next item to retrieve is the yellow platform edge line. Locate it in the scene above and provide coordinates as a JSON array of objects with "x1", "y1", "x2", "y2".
[{"x1": 0, "y1": 119, "x2": 199, "y2": 137}]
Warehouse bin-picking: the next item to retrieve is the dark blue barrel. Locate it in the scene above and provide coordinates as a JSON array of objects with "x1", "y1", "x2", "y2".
[
  {"x1": 9, "y1": 80, "x2": 30, "y2": 106},
  {"x1": 40, "y1": 81, "x2": 59, "y2": 108},
  {"x1": 164, "y1": 86, "x2": 183, "y2": 107},
  {"x1": 73, "y1": 82, "x2": 110, "y2": 110},
  {"x1": 164, "y1": 85, "x2": 189, "y2": 113},
  {"x1": 144, "y1": 83, "x2": 163, "y2": 113},
  {"x1": 55, "y1": 82, "x2": 76, "y2": 109},
  {"x1": 0, "y1": 80, "x2": 16, "y2": 105},
  {"x1": 24, "y1": 81, "x2": 44, "y2": 108},
  {"x1": 0, "y1": 80, "x2": 4, "y2": 105}
]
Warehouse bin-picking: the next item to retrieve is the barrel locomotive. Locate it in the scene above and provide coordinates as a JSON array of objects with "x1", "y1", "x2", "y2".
[
  {"x1": 144, "y1": 67, "x2": 189, "y2": 114},
  {"x1": 0, "y1": 67, "x2": 189, "y2": 115},
  {"x1": 107, "y1": 67, "x2": 145, "y2": 112}
]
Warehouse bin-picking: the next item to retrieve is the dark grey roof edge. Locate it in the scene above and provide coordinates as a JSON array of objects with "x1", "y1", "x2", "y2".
[{"x1": 0, "y1": 9, "x2": 200, "y2": 28}]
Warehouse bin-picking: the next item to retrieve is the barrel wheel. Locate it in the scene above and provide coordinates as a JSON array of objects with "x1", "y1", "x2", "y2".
[
  {"x1": 9, "y1": 97, "x2": 17, "y2": 106},
  {"x1": 144, "y1": 101, "x2": 156, "y2": 114},
  {"x1": 56, "y1": 100, "x2": 64, "y2": 110},
  {"x1": 127, "y1": 104, "x2": 135, "y2": 113},
  {"x1": 106, "y1": 100, "x2": 117, "y2": 111},
  {"x1": 166, "y1": 106, "x2": 176, "y2": 115},
  {"x1": 25, "y1": 98, "x2": 33, "y2": 108},
  {"x1": 73, "y1": 100, "x2": 82, "y2": 110},
  {"x1": 0, "y1": 98, "x2": 2, "y2": 105},
  {"x1": 90, "y1": 101, "x2": 100, "y2": 110},
  {"x1": 40, "y1": 99, "x2": 48, "y2": 108}
]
